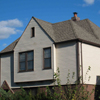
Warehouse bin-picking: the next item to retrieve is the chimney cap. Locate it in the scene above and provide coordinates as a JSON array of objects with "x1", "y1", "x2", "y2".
[
  {"x1": 73, "y1": 12, "x2": 78, "y2": 14},
  {"x1": 71, "y1": 12, "x2": 80, "y2": 21}
]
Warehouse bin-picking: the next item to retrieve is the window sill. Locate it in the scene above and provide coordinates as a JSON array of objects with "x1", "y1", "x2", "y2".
[
  {"x1": 31, "y1": 36, "x2": 34, "y2": 38},
  {"x1": 43, "y1": 67, "x2": 51, "y2": 70},
  {"x1": 18, "y1": 70, "x2": 34, "y2": 73}
]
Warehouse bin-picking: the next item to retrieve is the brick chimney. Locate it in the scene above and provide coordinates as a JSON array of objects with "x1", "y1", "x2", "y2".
[{"x1": 71, "y1": 12, "x2": 80, "y2": 21}]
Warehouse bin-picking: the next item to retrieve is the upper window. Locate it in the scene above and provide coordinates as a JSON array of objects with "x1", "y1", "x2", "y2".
[
  {"x1": 31, "y1": 27, "x2": 35, "y2": 37},
  {"x1": 19, "y1": 51, "x2": 34, "y2": 72},
  {"x1": 43, "y1": 47, "x2": 51, "y2": 69}
]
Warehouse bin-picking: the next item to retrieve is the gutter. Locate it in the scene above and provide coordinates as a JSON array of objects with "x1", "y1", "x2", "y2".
[
  {"x1": 54, "y1": 38, "x2": 100, "y2": 48},
  {"x1": 0, "y1": 51, "x2": 14, "y2": 55}
]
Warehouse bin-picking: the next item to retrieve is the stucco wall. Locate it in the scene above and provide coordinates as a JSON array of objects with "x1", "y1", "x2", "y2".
[{"x1": 82, "y1": 43, "x2": 100, "y2": 85}]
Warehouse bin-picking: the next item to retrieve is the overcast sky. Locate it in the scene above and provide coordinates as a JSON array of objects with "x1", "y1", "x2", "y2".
[{"x1": 0, "y1": 0, "x2": 100, "y2": 51}]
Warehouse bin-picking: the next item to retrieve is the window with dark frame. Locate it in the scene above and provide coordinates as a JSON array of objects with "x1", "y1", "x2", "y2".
[
  {"x1": 19, "y1": 51, "x2": 34, "y2": 72},
  {"x1": 43, "y1": 47, "x2": 51, "y2": 69},
  {"x1": 31, "y1": 27, "x2": 35, "y2": 37}
]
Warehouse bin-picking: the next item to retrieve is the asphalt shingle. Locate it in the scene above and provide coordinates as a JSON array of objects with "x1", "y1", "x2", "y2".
[
  {"x1": 0, "y1": 38, "x2": 20, "y2": 53},
  {"x1": 0, "y1": 17, "x2": 100, "y2": 53}
]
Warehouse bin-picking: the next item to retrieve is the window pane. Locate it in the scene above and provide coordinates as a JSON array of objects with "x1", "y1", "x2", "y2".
[
  {"x1": 20, "y1": 53, "x2": 25, "y2": 62},
  {"x1": 27, "y1": 61, "x2": 33, "y2": 70},
  {"x1": 20, "y1": 62, "x2": 25, "y2": 71},
  {"x1": 27, "y1": 52, "x2": 33, "y2": 60},
  {"x1": 44, "y1": 48, "x2": 51, "y2": 58},
  {"x1": 44, "y1": 58, "x2": 51, "y2": 68},
  {"x1": 32, "y1": 27, "x2": 35, "y2": 37}
]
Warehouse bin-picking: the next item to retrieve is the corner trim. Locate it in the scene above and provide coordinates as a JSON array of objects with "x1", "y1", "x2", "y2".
[
  {"x1": 81, "y1": 42, "x2": 83, "y2": 84},
  {"x1": 77, "y1": 41, "x2": 80, "y2": 84}
]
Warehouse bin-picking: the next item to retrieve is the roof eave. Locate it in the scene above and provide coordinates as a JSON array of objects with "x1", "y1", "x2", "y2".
[
  {"x1": 78, "y1": 38, "x2": 100, "y2": 47},
  {"x1": 0, "y1": 50, "x2": 14, "y2": 55},
  {"x1": 54, "y1": 38, "x2": 100, "y2": 47},
  {"x1": 54, "y1": 39, "x2": 79, "y2": 44}
]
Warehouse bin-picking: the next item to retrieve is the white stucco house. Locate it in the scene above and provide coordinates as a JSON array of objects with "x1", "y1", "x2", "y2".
[{"x1": 0, "y1": 13, "x2": 100, "y2": 93}]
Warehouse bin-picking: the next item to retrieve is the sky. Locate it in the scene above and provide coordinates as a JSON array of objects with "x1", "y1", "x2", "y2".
[{"x1": 0, "y1": 0, "x2": 100, "y2": 51}]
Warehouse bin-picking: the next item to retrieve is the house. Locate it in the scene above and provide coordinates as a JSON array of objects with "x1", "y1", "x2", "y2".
[{"x1": 0, "y1": 12, "x2": 100, "y2": 94}]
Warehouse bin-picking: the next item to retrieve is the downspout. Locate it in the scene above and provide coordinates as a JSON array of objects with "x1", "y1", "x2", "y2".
[
  {"x1": 77, "y1": 41, "x2": 80, "y2": 84},
  {"x1": 81, "y1": 42, "x2": 83, "y2": 84}
]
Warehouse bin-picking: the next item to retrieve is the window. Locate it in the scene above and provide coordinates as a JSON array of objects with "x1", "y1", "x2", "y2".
[
  {"x1": 19, "y1": 51, "x2": 34, "y2": 72},
  {"x1": 31, "y1": 27, "x2": 35, "y2": 37},
  {"x1": 43, "y1": 47, "x2": 51, "y2": 69}
]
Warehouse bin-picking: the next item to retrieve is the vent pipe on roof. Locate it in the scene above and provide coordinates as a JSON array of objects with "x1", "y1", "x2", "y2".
[{"x1": 71, "y1": 12, "x2": 80, "y2": 21}]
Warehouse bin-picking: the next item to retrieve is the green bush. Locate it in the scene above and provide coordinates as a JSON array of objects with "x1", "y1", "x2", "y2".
[{"x1": 0, "y1": 66, "x2": 95, "y2": 100}]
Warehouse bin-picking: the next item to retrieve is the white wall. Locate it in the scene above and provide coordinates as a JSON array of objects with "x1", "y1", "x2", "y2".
[
  {"x1": 14, "y1": 18, "x2": 54, "y2": 83},
  {"x1": 56, "y1": 41, "x2": 77, "y2": 85},
  {"x1": 82, "y1": 43, "x2": 100, "y2": 85}
]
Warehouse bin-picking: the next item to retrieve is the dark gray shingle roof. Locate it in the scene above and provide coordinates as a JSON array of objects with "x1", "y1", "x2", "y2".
[
  {"x1": 0, "y1": 38, "x2": 20, "y2": 53},
  {"x1": 1, "y1": 17, "x2": 100, "y2": 53}
]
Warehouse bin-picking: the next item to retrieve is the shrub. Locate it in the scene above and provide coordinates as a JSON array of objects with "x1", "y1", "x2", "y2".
[{"x1": 0, "y1": 66, "x2": 95, "y2": 100}]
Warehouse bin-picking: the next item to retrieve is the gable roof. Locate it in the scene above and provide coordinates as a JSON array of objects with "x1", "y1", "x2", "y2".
[
  {"x1": 1, "y1": 80, "x2": 14, "y2": 93},
  {"x1": 33, "y1": 17, "x2": 100, "y2": 44},
  {"x1": 0, "y1": 17, "x2": 100, "y2": 54},
  {"x1": 0, "y1": 38, "x2": 20, "y2": 54}
]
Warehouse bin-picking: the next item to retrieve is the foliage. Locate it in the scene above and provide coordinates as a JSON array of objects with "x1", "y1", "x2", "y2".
[{"x1": 0, "y1": 66, "x2": 96, "y2": 100}]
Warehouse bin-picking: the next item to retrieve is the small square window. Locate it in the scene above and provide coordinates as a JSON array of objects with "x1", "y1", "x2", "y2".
[{"x1": 31, "y1": 27, "x2": 35, "y2": 37}]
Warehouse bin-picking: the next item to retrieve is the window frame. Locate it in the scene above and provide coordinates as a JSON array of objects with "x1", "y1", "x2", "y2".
[
  {"x1": 31, "y1": 27, "x2": 35, "y2": 37},
  {"x1": 43, "y1": 47, "x2": 51, "y2": 69},
  {"x1": 19, "y1": 50, "x2": 34, "y2": 72}
]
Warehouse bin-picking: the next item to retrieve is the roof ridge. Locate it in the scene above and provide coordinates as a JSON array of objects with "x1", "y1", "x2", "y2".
[
  {"x1": 70, "y1": 20, "x2": 99, "y2": 42},
  {"x1": 69, "y1": 20, "x2": 78, "y2": 38},
  {"x1": 52, "y1": 20, "x2": 71, "y2": 25},
  {"x1": 33, "y1": 17, "x2": 52, "y2": 24},
  {"x1": 86, "y1": 19, "x2": 99, "y2": 39},
  {"x1": 33, "y1": 17, "x2": 55, "y2": 42},
  {"x1": 1, "y1": 17, "x2": 100, "y2": 54}
]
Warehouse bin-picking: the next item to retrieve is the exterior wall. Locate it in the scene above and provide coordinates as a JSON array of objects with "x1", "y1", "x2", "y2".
[
  {"x1": 14, "y1": 18, "x2": 54, "y2": 83},
  {"x1": 56, "y1": 41, "x2": 77, "y2": 84},
  {"x1": 82, "y1": 43, "x2": 100, "y2": 85},
  {"x1": 1, "y1": 53, "x2": 13, "y2": 87}
]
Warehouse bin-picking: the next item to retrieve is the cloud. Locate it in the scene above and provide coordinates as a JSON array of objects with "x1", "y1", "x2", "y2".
[
  {"x1": 3, "y1": 43, "x2": 7, "y2": 47},
  {"x1": 75, "y1": 0, "x2": 95, "y2": 7},
  {"x1": 0, "y1": 19, "x2": 23, "y2": 39},
  {"x1": 83, "y1": 0, "x2": 95, "y2": 5},
  {"x1": 16, "y1": 30, "x2": 23, "y2": 33},
  {"x1": 78, "y1": 0, "x2": 95, "y2": 7},
  {"x1": 0, "y1": 19, "x2": 23, "y2": 27}
]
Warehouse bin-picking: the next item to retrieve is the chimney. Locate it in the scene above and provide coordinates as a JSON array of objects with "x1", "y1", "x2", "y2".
[{"x1": 71, "y1": 12, "x2": 80, "y2": 21}]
